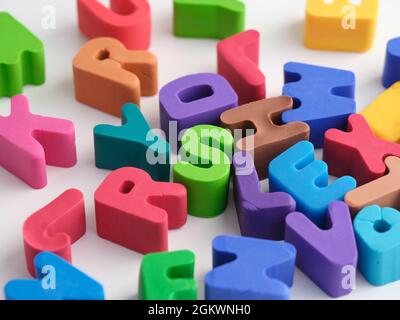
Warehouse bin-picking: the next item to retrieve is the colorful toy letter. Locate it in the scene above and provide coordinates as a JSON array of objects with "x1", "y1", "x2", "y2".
[
  {"x1": 221, "y1": 96, "x2": 309, "y2": 179},
  {"x1": 4, "y1": 252, "x2": 104, "y2": 300},
  {"x1": 0, "y1": 12, "x2": 45, "y2": 97},
  {"x1": 94, "y1": 103, "x2": 170, "y2": 182},
  {"x1": 305, "y1": 0, "x2": 378, "y2": 52},
  {"x1": 269, "y1": 141, "x2": 356, "y2": 227},
  {"x1": 205, "y1": 235, "x2": 296, "y2": 300},
  {"x1": 283, "y1": 62, "x2": 356, "y2": 148},
  {"x1": 233, "y1": 152, "x2": 296, "y2": 240},
  {"x1": 0, "y1": 95, "x2": 77, "y2": 189},
  {"x1": 345, "y1": 156, "x2": 400, "y2": 215},
  {"x1": 95, "y1": 167, "x2": 187, "y2": 254},
  {"x1": 285, "y1": 201, "x2": 358, "y2": 298},
  {"x1": 23, "y1": 189, "x2": 86, "y2": 277},
  {"x1": 324, "y1": 114, "x2": 400, "y2": 185},
  {"x1": 73, "y1": 37, "x2": 157, "y2": 117},
  {"x1": 173, "y1": 125, "x2": 233, "y2": 218},
  {"x1": 173, "y1": 0, "x2": 245, "y2": 39},
  {"x1": 354, "y1": 205, "x2": 400, "y2": 286},
  {"x1": 362, "y1": 82, "x2": 400, "y2": 143},
  {"x1": 217, "y1": 30, "x2": 265, "y2": 105},
  {"x1": 383, "y1": 37, "x2": 400, "y2": 88},
  {"x1": 77, "y1": 0, "x2": 151, "y2": 50},
  {"x1": 139, "y1": 250, "x2": 197, "y2": 300},
  {"x1": 159, "y1": 73, "x2": 237, "y2": 143}
]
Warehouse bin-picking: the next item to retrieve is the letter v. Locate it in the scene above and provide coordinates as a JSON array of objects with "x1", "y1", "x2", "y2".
[{"x1": 285, "y1": 201, "x2": 357, "y2": 298}]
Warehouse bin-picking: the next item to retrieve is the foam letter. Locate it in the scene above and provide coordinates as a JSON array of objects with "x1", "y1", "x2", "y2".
[
  {"x1": 205, "y1": 235, "x2": 296, "y2": 300},
  {"x1": 233, "y1": 152, "x2": 295, "y2": 240},
  {"x1": 285, "y1": 201, "x2": 357, "y2": 297},
  {"x1": 94, "y1": 103, "x2": 170, "y2": 182},
  {"x1": 5, "y1": 252, "x2": 104, "y2": 300},
  {"x1": 139, "y1": 250, "x2": 197, "y2": 300},
  {"x1": 324, "y1": 114, "x2": 400, "y2": 185},
  {"x1": 73, "y1": 37, "x2": 157, "y2": 117},
  {"x1": 0, "y1": 95, "x2": 77, "y2": 189},
  {"x1": 217, "y1": 30, "x2": 265, "y2": 104},
  {"x1": 95, "y1": 167, "x2": 187, "y2": 253},
  {"x1": 221, "y1": 96, "x2": 309, "y2": 179},
  {"x1": 77, "y1": 0, "x2": 151, "y2": 49},
  {"x1": 283, "y1": 62, "x2": 355, "y2": 147},
  {"x1": 269, "y1": 141, "x2": 356, "y2": 226}
]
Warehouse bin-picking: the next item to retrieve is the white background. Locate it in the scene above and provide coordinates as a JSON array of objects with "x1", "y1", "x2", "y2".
[{"x1": 1, "y1": 0, "x2": 399, "y2": 300}]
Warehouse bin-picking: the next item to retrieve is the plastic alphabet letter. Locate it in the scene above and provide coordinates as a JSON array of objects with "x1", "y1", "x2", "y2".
[
  {"x1": 217, "y1": 30, "x2": 265, "y2": 105},
  {"x1": 345, "y1": 156, "x2": 400, "y2": 215},
  {"x1": 205, "y1": 235, "x2": 296, "y2": 300},
  {"x1": 159, "y1": 73, "x2": 237, "y2": 143},
  {"x1": 95, "y1": 167, "x2": 187, "y2": 253},
  {"x1": 285, "y1": 201, "x2": 358, "y2": 298},
  {"x1": 23, "y1": 189, "x2": 86, "y2": 276},
  {"x1": 269, "y1": 141, "x2": 356, "y2": 227},
  {"x1": 362, "y1": 82, "x2": 400, "y2": 143},
  {"x1": 304, "y1": 0, "x2": 378, "y2": 52},
  {"x1": 94, "y1": 103, "x2": 170, "y2": 182},
  {"x1": 282, "y1": 62, "x2": 356, "y2": 148},
  {"x1": 324, "y1": 114, "x2": 400, "y2": 185},
  {"x1": 233, "y1": 152, "x2": 296, "y2": 240},
  {"x1": 174, "y1": 0, "x2": 245, "y2": 39},
  {"x1": 383, "y1": 37, "x2": 400, "y2": 88},
  {"x1": 0, "y1": 95, "x2": 77, "y2": 189},
  {"x1": 354, "y1": 205, "x2": 400, "y2": 286},
  {"x1": 4, "y1": 252, "x2": 104, "y2": 300},
  {"x1": 139, "y1": 250, "x2": 197, "y2": 300},
  {"x1": 173, "y1": 125, "x2": 233, "y2": 218},
  {"x1": 73, "y1": 37, "x2": 157, "y2": 117},
  {"x1": 0, "y1": 12, "x2": 45, "y2": 97},
  {"x1": 221, "y1": 96, "x2": 309, "y2": 179},
  {"x1": 77, "y1": 0, "x2": 151, "y2": 50}
]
